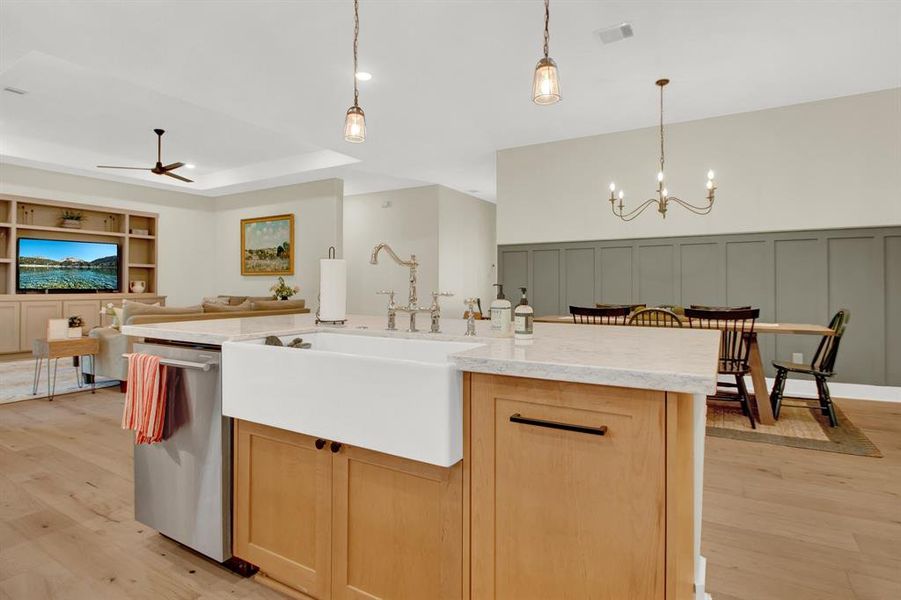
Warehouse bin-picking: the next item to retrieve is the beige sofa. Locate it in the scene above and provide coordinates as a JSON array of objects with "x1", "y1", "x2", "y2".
[{"x1": 86, "y1": 297, "x2": 309, "y2": 384}]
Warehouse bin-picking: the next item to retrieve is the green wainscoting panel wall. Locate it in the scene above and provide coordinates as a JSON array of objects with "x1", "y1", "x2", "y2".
[{"x1": 498, "y1": 227, "x2": 901, "y2": 385}]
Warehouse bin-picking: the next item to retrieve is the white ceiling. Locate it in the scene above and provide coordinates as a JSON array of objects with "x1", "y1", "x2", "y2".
[{"x1": 1, "y1": 1, "x2": 899, "y2": 201}]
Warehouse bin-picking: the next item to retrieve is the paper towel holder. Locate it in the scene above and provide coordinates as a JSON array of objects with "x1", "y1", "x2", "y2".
[{"x1": 316, "y1": 246, "x2": 348, "y2": 326}]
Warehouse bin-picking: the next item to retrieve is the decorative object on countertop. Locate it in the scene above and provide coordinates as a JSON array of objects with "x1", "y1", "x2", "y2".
[
  {"x1": 270, "y1": 276, "x2": 299, "y2": 300},
  {"x1": 608, "y1": 78, "x2": 716, "y2": 220},
  {"x1": 241, "y1": 214, "x2": 294, "y2": 276},
  {"x1": 464, "y1": 298, "x2": 478, "y2": 336},
  {"x1": 370, "y1": 242, "x2": 453, "y2": 333},
  {"x1": 490, "y1": 284, "x2": 513, "y2": 335},
  {"x1": 67, "y1": 315, "x2": 84, "y2": 338},
  {"x1": 130, "y1": 228, "x2": 150, "y2": 236},
  {"x1": 60, "y1": 209, "x2": 85, "y2": 228},
  {"x1": 263, "y1": 336, "x2": 311, "y2": 349},
  {"x1": 532, "y1": 0, "x2": 561, "y2": 105},
  {"x1": 317, "y1": 246, "x2": 347, "y2": 324},
  {"x1": 513, "y1": 287, "x2": 534, "y2": 341},
  {"x1": 343, "y1": 0, "x2": 366, "y2": 143},
  {"x1": 129, "y1": 280, "x2": 146, "y2": 293}
]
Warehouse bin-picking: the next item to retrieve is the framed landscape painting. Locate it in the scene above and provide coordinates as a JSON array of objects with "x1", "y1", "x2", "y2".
[{"x1": 241, "y1": 214, "x2": 294, "y2": 276}]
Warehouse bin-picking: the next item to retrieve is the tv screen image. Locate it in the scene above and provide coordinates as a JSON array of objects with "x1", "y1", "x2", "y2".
[{"x1": 17, "y1": 238, "x2": 120, "y2": 292}]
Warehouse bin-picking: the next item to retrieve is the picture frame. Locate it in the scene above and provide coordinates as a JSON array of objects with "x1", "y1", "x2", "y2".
[{"x1": 240, "y1": 213, "x2": 294, "y2": 276}]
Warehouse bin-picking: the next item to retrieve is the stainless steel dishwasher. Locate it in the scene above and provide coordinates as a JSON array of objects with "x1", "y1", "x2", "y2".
[{"x1": 132, "y1": 341, "x2": 231, "y2": 563}]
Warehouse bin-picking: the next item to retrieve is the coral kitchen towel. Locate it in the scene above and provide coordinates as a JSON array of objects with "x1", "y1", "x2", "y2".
[{"x1": 122, "y1": 353, "x2": 169, "y2": 444}]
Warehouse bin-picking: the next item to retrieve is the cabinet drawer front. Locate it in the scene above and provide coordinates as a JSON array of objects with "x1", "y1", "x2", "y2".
[{"x1": 471, "y1": 374, "x2": 666, "y2": 600}]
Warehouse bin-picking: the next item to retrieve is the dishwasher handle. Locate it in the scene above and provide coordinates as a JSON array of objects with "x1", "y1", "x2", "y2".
[{"x1": 122, "y1": 354, "x2": 218, "y2": 372}]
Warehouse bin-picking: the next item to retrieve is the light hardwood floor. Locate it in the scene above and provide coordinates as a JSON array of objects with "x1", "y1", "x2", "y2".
[{"x1": 1, "y1": 388, "x2": 899, "y2": 600}]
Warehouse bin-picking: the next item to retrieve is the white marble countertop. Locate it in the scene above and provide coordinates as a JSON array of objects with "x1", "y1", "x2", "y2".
[{"x1": 123, "y1": 313, "x2": 720, "y2": 394}]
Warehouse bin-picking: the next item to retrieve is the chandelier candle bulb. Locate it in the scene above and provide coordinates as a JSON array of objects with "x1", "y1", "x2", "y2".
[
  {"x1": 658, "y1": 171, "x2": 664, "y2": 182},
  {"x1": 706, "y1": 180, "x2": 713, "y2": 190},
  {"x1": 609, "y1": 182, "x2": 616, "y2": 192},
  {"x1": 707, "y1": 170, "x2": 715, "y2": 180}
]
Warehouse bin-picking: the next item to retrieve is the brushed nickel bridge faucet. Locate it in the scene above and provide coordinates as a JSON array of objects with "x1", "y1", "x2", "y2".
[{"x1": 370, "y1": 242, "x2": 452, "y2": 332}]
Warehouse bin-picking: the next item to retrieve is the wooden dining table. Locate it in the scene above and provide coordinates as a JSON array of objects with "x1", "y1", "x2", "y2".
[{"x1": 534, "y1": 314, "x2": 834, "y2": 425}]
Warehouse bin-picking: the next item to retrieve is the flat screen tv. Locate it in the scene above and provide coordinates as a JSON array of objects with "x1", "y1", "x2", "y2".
[{"x1": 17, "y1": 238, "x2": 120, "y2": 292}]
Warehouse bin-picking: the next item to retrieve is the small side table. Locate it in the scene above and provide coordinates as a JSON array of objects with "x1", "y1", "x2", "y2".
[{"x1": 32, "y1": 337, "x2": 100, "y2": 401}]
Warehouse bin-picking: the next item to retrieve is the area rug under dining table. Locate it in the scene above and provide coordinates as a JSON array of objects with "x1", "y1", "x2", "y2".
[{"x1": 706, "y1": 400, "x2": 882, "y2": 457}]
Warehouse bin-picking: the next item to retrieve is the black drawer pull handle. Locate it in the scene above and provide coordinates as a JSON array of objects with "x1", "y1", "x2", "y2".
[
  {"x1": 330, "y1": 441, "x2": 343, "y2": 453},
  {"x1": 509, "y1": 413, "x2": 607, "y2": 436},
  {"x1": 315, "y1": 438, "x2": 326, "y2": 450}
]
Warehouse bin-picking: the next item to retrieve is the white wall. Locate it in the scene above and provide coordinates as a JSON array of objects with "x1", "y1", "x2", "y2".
[
  {"x1": 213, "y1": 179, "x2": 343, "y2": 304},
  {"x1": 0, "y1": 163, "x2": 216, "y2": 305},
  {"x1": 438, "y1": 187, "x2": 497, "y2": 315},
  {"x1": 497, "y1": 88, "x2": 901, "y2": 245},
  {"x1": 343, "y1": 186, "x2": 440, "y2": 315}
]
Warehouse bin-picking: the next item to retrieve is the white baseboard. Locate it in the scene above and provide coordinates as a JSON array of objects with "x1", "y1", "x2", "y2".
[
  {"x1": 695, "y1": 554, "x2": 707, "y2": 600},
  {"x1": 719, "y1": 376, "x2": 901, "y2": 404}
]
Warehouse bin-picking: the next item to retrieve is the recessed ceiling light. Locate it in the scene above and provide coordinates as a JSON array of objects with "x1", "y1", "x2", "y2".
[
  {"x1": 185, "y1": 163, "x2": 196, "y2": 169},
  {"x1": 355, "y1": 72, "x2": 372, "y2": 81}
]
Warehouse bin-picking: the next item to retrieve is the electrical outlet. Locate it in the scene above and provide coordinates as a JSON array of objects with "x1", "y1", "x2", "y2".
[{"x1": 792, "y1": 352, "x2": 804, "y2": 363}]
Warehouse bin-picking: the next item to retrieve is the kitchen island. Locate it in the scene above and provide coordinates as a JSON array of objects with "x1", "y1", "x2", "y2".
[{"x1": 123, "y1": 313, "x2": 719, "y2": 600}]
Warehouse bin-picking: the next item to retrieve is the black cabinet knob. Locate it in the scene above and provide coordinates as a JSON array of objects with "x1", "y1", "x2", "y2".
[
  {"x1": 330, "y1": 441, "x2": 343, "y2": 453},
  {"x1": 315, "y1": 438, "x2": 326, "y2": 450}
]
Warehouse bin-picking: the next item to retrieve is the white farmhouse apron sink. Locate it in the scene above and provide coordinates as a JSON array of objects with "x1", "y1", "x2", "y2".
[{"x1": 221, "y1": 333, "x2": 482, "y2": 467}]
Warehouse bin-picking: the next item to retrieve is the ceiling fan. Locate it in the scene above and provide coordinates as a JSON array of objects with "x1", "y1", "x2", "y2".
[{"x1": 97, "y1": 128, "x2": 193, "y2": 182}]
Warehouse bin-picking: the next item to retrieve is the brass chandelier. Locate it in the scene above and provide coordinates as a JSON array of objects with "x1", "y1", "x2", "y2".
[{"x1": 608, "y1": 79, "x2": 716, "y2": 220}]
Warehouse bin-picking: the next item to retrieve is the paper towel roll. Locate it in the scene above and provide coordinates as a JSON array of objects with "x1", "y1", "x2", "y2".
[{"x1": 319, "y1": 258, "x2": 347, "y2": 321}]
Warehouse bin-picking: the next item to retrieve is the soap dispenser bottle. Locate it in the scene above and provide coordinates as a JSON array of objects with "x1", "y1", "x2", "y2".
[
  {"x1": 490, "y1": 284, "x2": 513, "y2": 334},
  {"x1": 514, "y1": 287, "x2": 534, "y2": 341}
]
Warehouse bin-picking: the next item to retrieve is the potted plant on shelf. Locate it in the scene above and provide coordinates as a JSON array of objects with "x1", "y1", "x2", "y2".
[
  {"x1": 60, "y1": 210, "x2": 85, "y2": 229},
  {"x1": 270, "y1": 276, "x2": 299, "y2": 300},
  {"x1": 67, "y1": 315, "x2": 84, "y2": 338}
]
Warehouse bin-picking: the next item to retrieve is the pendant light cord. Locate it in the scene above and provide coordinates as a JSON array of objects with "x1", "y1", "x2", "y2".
[
  {"x1": 353, "y1": 0, "x2": 360, "y2": 108},
  {"x1": 543, "y1": 0, "x2": 550, "y2": 59},
  {"x1": 659, "y1": 81, "x2": 665, "y2": 173}
]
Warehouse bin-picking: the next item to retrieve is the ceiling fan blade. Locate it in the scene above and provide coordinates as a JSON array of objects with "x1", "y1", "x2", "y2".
[
  {"x1": 163, "y1": 171, "x2": 193, "y2": 183},
  {"x1": 97, "y1": 165, "x2": 153, "y2": 170},
  {"x1": 161, "y1": 162, "x2": 185, "y2": 171}
]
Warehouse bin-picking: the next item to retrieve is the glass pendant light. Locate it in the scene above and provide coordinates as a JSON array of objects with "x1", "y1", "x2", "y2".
[
  {"x1": 344, "y1": 0, "x2": 366, "y2": 143},
  {"x1": 532, "y1": 0, "x2": 561, "y2": 105}
]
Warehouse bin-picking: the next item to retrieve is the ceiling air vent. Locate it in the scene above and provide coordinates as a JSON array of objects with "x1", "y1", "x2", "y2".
[
  {"x1": 3, "y1": 86, "x2": 28, "y2": 95},
  {"x1": 596, "y1": 23, "x2": 634, "y2": 45}
]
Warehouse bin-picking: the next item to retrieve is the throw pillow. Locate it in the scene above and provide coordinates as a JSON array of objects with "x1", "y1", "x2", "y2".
[
  {"x1": 122, "y1": 302, "x2": 202, "y2": 325},
  {"x1": 203, "y1": 300, "x2": 252, "y2": 312},
  {"x1": 252, "y1": 299, "x2": 306, "y2": 311}
]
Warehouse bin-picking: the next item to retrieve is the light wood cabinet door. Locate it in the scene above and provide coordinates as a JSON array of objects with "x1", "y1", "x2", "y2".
[
  {"x1": 62, "y1": 300, "x2": 101, "y2": 333},
  {"x1": 0, "y1": 302, "x2": 20, "y2": 353},
  {"x1": 470, "y1": 374, "x2": 666, "y2": 600},
  {"x1": 331, "y1": 444, "x2": 463, "y2": 600},
  {"x1": 234, "y1": 420, "x2": 332, "y2": 599},
  {"x1": 19, "y1": 301, "x2": 62, "y2": 351}
]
